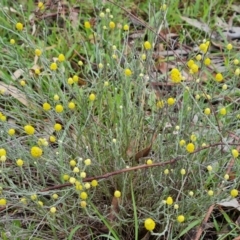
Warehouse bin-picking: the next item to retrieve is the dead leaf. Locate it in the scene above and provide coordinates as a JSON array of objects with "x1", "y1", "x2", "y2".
[
  {"x1": 134, "y1": 145, "x2": 152, "y2": 162},
  {"x1": 181, "y1": 16, "x2": 211, "y2": 34},
  {"x1": 12, "y1": 69, "x2": 24, "y2": 80},
  {"x1": 217, "y1": 198, "x2": 240, "y2": 211},
  {"x1": 127, "y1": 132, "x2": 157, "y2": 163},
  {"x1": 0, "y1": 82, "x2": 29, "y2": 107}
]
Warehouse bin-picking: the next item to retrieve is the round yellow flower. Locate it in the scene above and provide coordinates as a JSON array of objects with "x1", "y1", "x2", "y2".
[
  {"x1": 180, "y1": 169, "x2": 186, "y2": 175},
  {"x1": 63, "y1": 174, "x2": 70, "y2": 181},
  {"x1": 187, "y1": 59, "x2": 194, "y2": 68},
  {"x1": 109, "y1": 21, "x2": 115, "y2": 29},
  {"x1": 52, "y1": 194, "x2": 59, "y2": 200},
  {"x1": 179, "y1": 139, "x2": 186, "y2": 146},
  {"x1": 80, "y1": 191, "x2": 88, "y2": 200},
  {"x1": 54, "y1": 123, "x2": 62, "y2": 131},
  {"x1": 144, "y1": 218, "x2": 156, "y2": 231},
  {"x1": 208, "y1": 190, "x2": 214, "y2": 196},
  {"x1": 16, "y1": 22, "x2": 23, "y2": 31},
  {"x1": 68, "y1": 102, "x2": 75, "y2": 109},
  {"x1": 215, "y1": 73, "x2": 223, "y2": 82},
  {"x1": 91, "y1": 179, "x2": 98, "y2": 187},
  {"x1": 114, "y1": 190, "x2": 121, "y2": 198},
  {"x1": 0, "y1": 148, "x2": 7, "y2": 156},
  {"x1": 80, "y1": 200, "x2": 87, "y2": 208},
  {"x1": 8, "y1": 128, "x2": 15, "y2": 136},
  {"x1": 190, "y1": 63, "x2": 199, "y2": 73},
  {"x1": 58, "y1": 54, "x2": 65, "y2": 62},
  {"x1": 177, "y1": 215, "x2": 185, "y2": 223},
  {"x1": 207, "y1": 165, "x2": 212, "y2": 171},
  {"x1": 219, "y1": 107, "x2": 227, "y2": 115},
  {"x1": 186, "y1": 143, "x2": 195, "y2": 153},
  {"x1": 164, "y1": 169, "x2": 169, "y2": 175},
  {"x1": 43, "y1": 102, "x2": 51, "y2": 111},
  {"x1": 226, "y1": 43, "x2": 233, "y2": 50},
  {"x1": 67, "y1": 78, "x2": 74, "y2": 85},
  {"x1": 16, "y1": 159, "x2": 24, "y2": 167},
  {"x1": 123, "y1": 24, "x2": 129, "y2": 31},
  {"x1": 35, "y1": 68, "x2": 40, "y2": 75},
  {"x1": 10, "y1": 39, "x2": 15, "y2": 44},
  {"x1": 204, "y1": 108, "x2": 211, "y2": 115},
  {"x1": 84, "y1": 159, "x2": 91, "y2": 165},
  {"x1": 124, "y1": 68, "x2": 132, "y2": 77},
  {"x1": 89, "y1": 93, "x2": 96, "y2": 101},
  {"x1": 24, "y1": 125, "x2": 35, "y2": 135},
  {"x1": 230, "y1": 189, "x2": 238, "y2": 197},
  {"x1": 0, "y1": 198, "x2": 7, "y2": 206},
  {"x1": 170, "y1": 68, "x2": 182, "y2": 83},
  {"x1": 80, "y1": 172, "x2": 86, "y2": 178},
  {"x1": 167, "y1": 97, "x2": 175, "y2": 106},
  {"x1": 35, "y1": 49, "x2": 42, "y2": 56},
  {"x1": 38, "y1": 2, "x2": 44, "y2": 10},
  {"x1": 49, "y1": 135, "x2": 56, "y2": 143},
  {"x1": 55, "y1": 104, "x2": 63, "y2": 113},
  {"x1": 232, "y1": 149, "x2": 239, "y2": 158},
  {"x1": 31, "y1": 194, "x2": 37, "y2": 201},
  {"x1": 156, "y1": 100, "x2": 164, "y2": 108},
  {"x1": 144, "y1": 41, "x2": 152, "y2": 50},
  {"x1": 50, "y1": 62, "x2": 58, "y2": 71},
  {"x1": 50, "y1": 207, "x2": 56, "y2": 213},
  {"x1": 30, "y1": 146, "x2": 43, "y2": 158},
  {"x1": 199, "y1": 43, "x2": 208, "y2": 53},
  {"x1": 195, "y1": 54, "x2": 202, "y2": 61},
  {"x1": 204, "y1": 58, "x2": 211, "y2": 66},
  {"x1": 146, "y1": 159, "x2": 153, "y2": 165},
  {"x1": 166, "y1": 196, "x2": 173, "y2": 205},
  {"x1": 190, "y1": 134, "x2": 197, "y2": 142},
  {"x1": 84, "y1": 21, "x2": 91, "y2": 29},
  {"x1": 69, "y1": 160, "x2": 76, "y2": 167}
]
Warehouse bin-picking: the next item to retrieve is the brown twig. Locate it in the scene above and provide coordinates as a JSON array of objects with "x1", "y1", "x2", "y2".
[
  {"x1": 40, "y1": 141, "x2": 239, "y2": 193},
  {"x1": 41, "y1": 156, "x2": 180, "y2": 192}
]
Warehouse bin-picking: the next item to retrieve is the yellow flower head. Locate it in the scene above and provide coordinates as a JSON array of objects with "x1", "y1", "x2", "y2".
[
  {"x1": 109, "y1": 21, "x2": 115, "y2": 29},
  {"x1": 84, "y1": 21, "x2": 91, "y2": 29},
  {"x1": 35, "y1": 49, "x2": 42, "y2": 56},
  {"x1": 50, "y1": 62, "x2": 58, "y2": 71},
  {"x1": 91, "y1": 179, "x2": 98, "y2": 187},
  {"x1": 30, "y1": 146, "x2": 43, "y2": 158},
  {"x1": 204, "y1": 58, "x2": 211, "y2": 66},
  {"x1": 144, "y1": 218, "x2": 156, "y2": 231},
  {"x1": 186, "y1": 143, "x2": 195, "y2": 153},
  {"x1": 58, "y1": 54, "x2": 65, "y2": 62},
  {"x1": 16, "y1": 22, "x2": 23, "y2": 31},
  {"x1": 230, "y1": 189, "x2": 238, "y2": 197},
  {"x1": 43, "y1": 102, "x2": 51, "y2": 111},
  {"x1": 114, "y1": 190, "x2": 121, "y2": 198},
  {"x1": 144, "y1": 41, "x2": 152, "y2": 50},
  {"x1": 16, "y1": 159, "x2": 24, "y2": 167},
  {"x1": 55, "y1": 104, "x2": 63, "y2": 113},
  {"x1": 170, "y1": 68, "x2": 182, "y2": 83},
  {"x1": 0, "y1": 148, "x2": 6, "y2": 157},
  {"x1": 0, "y1": 198, "x2": 7, "y2": 206},
  {"x1": 24, "y1": 125, "x2": 35, "y2": 135},
  {"x1": 124, "y1": 68, "x2": 132, "y2": 76},
  {"x1": 166, "y1": 196, "x2": 173, "y2": 205},
  {"x1": 177, "y1": 215, "x2": 185, "y2": 223},
  {"x1": 80, "y1": 191, "x2": 88, "y2": 200},
  {"x1": 123, "y1": 24, "x2": 129, "y2": 31},
  {"x1": 215, "y1": 73, "x2": 223, "y2": 82},
  {"x1": 89, "y1": 93, "x2": 96, "y2": 101}
]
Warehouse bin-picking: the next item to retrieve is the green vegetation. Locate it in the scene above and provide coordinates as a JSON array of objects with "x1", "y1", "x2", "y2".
[{"x1": 0, "y1": 0, "x2": 240, "y2": 239}]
